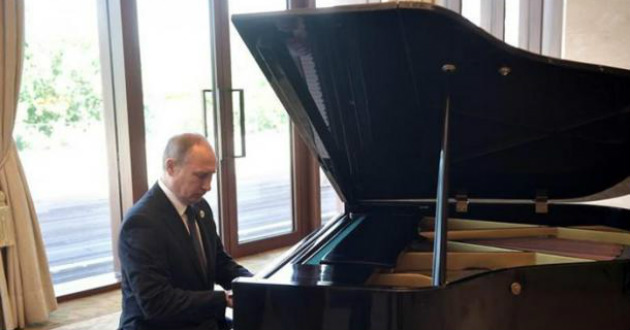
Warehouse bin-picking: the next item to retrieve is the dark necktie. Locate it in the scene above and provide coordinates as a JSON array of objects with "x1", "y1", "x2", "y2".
[{"x1": 185, "y1": 205, "x2": 207, "y2": 277}]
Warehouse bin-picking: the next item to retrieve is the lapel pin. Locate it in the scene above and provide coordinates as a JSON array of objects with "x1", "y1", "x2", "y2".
[{"x1": 199, "y1": 210, "x2": 205, "y2": 219}]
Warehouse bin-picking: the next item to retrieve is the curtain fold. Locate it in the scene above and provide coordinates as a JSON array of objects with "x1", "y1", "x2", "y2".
[{"x1": 1, "y1": 1, "x2": 58, "y2": 329}]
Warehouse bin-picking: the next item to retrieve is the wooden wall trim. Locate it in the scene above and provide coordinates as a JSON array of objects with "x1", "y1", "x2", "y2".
[
  {"x1": 210, "y1": 0, "x2": 237, "y2": 252},
  {"x1": 97, "y1": 0, "x2": 148, "y2": 275},
  {"x1": 290, "y1": 0, "x2": 321, "y2": 237}
]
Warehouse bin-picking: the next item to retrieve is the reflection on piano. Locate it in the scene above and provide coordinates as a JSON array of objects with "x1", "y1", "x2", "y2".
[{"x1": 232, "y1": 2, "x2": 630, "y2": 329}]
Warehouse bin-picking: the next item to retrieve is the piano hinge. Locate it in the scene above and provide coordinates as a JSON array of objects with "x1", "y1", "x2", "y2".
[
  {"x1": 455, "y1": 192, "x2": 468, "y2": 213},
  {"x1": 535, "y1": 190, "x2": 548, "y2": 214}
]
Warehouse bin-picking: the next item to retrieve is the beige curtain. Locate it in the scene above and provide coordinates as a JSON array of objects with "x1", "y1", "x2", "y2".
[{"x1": 0, "y1": 1, "x2": 57, "y2": 329}]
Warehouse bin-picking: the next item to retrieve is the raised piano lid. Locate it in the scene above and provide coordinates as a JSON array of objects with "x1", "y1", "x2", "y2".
[{"x1": 231, "y1": 2, "x2": 630, "y2": 205}]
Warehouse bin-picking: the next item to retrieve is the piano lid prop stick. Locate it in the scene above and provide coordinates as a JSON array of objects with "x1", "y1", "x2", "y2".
[{"x1": 432, "y1": 63, "x2": 456, "y2": 287}]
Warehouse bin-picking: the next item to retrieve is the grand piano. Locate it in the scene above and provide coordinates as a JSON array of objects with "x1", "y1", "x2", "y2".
[{"x1": 231, "y1": 3, "x2": 630, "y2": 329}]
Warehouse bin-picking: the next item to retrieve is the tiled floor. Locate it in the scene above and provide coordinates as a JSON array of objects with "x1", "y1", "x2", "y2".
[{"x1": 23, "y1": 247, "x2": 289, "y2": 330}]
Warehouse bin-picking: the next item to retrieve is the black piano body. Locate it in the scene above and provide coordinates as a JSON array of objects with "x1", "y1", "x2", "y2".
[{"x1": 231, "y1": 3, "x2": 630, "y2": 330}]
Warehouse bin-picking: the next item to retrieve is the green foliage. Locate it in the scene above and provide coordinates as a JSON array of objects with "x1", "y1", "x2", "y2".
[
  {"x1": 243, "y1": 79, "x2": 289, "y2": 134},
  {"x1": 15, "y1": 135, "x2": 29, "y2": 151},
  {"x1": 17, "y1": 42, "x2": 103, "y2": 150}
]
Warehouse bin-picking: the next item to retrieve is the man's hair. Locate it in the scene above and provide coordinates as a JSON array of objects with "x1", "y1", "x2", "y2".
[{"x1": 162, "y1": 133, "x2": 210, "y2": 170}]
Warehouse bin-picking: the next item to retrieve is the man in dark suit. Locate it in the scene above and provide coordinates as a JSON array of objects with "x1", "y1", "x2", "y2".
[{"x1": 118, "y1": 133, "x2": 252, "y2": 330}]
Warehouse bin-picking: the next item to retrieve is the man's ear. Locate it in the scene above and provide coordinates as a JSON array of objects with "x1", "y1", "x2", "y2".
[{"x1": 165, "y1": 158, "x2": 177, "y2": 176}]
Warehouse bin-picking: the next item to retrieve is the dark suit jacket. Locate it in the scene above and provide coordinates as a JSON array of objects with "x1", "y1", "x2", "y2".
[{"x1": 118, "y1": 184, "x2": 252, "y2": 330}]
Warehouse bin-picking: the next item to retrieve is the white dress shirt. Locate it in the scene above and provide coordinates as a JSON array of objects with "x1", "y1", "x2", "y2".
[{"x1": 157, "y1": 180, "x2": 206, "y2": 257}]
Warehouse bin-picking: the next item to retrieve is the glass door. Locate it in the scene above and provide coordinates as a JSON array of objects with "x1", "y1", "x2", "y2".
[
  {"x1": 228, "y1": 0, "x2": 294, "y2": 245},
  {"x1": 137, "y1": 0, "x2": 299, "y2": 256},
  {"x1": 15, "y1": 0, "x2": 115, "y2": 296},
  {"x1": 137, "y1": 0, "x2": 220, "y2": 223}
]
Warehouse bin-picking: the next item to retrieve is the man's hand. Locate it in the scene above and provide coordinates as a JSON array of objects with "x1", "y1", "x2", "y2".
[{"x1": 225, "y1": 290, "x2": 234, "y2": 308}]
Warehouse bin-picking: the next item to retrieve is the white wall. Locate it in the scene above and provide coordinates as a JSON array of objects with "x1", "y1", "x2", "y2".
[{"x1": 563, "y1": 0, "x2": 630, "y2": 69}]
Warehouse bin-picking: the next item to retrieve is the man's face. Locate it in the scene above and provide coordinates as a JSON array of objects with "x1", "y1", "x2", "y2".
[{"x1": 167, "y1": 143, "x2": 217, "y2": 205}]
